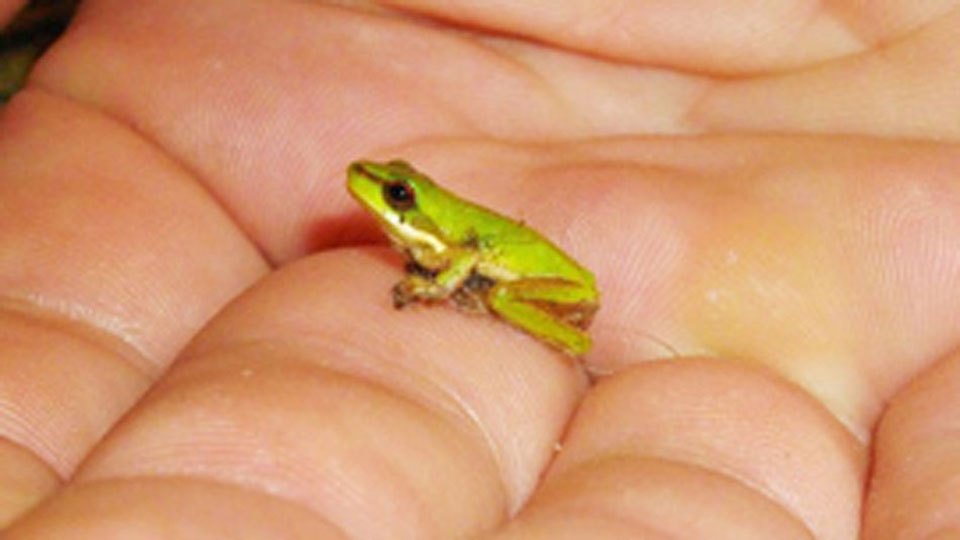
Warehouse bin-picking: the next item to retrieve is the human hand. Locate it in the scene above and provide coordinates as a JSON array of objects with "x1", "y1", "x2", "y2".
[{"x1": 1, "y1": 1, "x2": 958, "y2": 538}]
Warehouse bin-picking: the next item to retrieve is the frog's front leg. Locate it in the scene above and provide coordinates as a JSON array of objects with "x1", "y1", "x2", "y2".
[
  {"x1": 393, "y1": 249, "x2": 480, "y2": 308},
  {"x1": 487, "y1": 278, "x2": 596, "y2": 356}
]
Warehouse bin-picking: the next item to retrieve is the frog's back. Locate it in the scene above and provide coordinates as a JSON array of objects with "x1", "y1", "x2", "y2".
[
  {"x1": 468, "y1": 203, "x2": 595, "y2": 286},
  {"x1": 418, "y1": 177, "x2": 594, "y2": 286}
]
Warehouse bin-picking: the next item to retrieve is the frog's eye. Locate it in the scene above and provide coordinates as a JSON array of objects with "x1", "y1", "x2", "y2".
[{"x1": 384, "y1": 181, "x2": 416, "y2": 211}]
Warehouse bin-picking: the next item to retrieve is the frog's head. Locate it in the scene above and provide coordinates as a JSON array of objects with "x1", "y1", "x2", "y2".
[{"x1": 347, "y1": 159, "x2": 446, "y2": 253}]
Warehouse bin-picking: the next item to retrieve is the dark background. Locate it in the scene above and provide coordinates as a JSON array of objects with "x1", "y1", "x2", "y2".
[{"x1": 0, "y1": 0, "x2": 78, "y2": 103}]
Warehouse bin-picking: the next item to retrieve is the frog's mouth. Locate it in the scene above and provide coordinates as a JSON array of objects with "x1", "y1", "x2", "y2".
[{"x1": 346, "y1": 163, "x2": 383, "y2": 202}]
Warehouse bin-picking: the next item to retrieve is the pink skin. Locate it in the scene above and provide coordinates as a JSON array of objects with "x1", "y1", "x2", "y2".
[{"x1": 1, "y1": 1, "x2": 959, "y2": 538}]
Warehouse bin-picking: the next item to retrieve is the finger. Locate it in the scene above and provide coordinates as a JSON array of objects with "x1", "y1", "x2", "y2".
[
  {"x1": 695, "y1": 8, "x2": 960, "y2": 139},
  {"x1": 496, "y1": 360, "x2": 863, "y2": 539},
  {"x1": 8, "y1": 251, "x2": 586, "y2": 538},
  {"x1": 0, "y1": 90, "x2": 264, "y2": 521},
  {"x1": 370, "y1": 0, "x2": 934, "y2": 73},
  {"x1": 5, "y1": 479, "x2": 348, "y2": 539},
  {"x1": 863, "y1": 350, "x2": 960, "y2": 537}
]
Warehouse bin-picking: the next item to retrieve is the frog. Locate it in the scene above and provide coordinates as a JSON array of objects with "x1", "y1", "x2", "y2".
[{"x1": 346, "y1": 159, "x2": 599, "y2": 356}]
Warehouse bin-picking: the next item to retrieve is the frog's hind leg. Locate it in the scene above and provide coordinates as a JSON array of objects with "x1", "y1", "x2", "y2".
[{"x1": 487, "y1": 279, "x2": 594, "y2": 356}]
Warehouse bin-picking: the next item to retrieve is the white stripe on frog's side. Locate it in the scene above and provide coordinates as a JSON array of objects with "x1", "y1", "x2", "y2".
[
  {"x1": 383, "y1": 211, "x2": 448, "y2": 254},
  {"x1": 477, "y1": 261, "x2": 519, "y2": 282}
]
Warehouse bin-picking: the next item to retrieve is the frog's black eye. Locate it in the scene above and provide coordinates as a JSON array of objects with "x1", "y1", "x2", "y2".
[{"x1": 384, "y1": 181, "x2": 416, "y2": 211}]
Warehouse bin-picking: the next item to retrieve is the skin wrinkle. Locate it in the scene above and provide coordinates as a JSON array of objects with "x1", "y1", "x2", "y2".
[
  {"x1": 831, "y1": 1, "x2": 959, "y2": 47},
  {"x1": 378, "y1": 0, "x2": 845, "y2": 74},
  {"x1": 570, "y1": 453, "x2": 818, "y2": 536},
  {"x1": 24, "y1": 475, "x2": 353, "y2": 537},
  {"x1": 0, "y1": 306, "x2": 150, "y2": 477},
  {"x1": 474, "y1": 39, "x2": 574, "y2": 127},
  {"x1": 486, "y1": 38, "x2": 713, "y2": 136},
  {"x1": 337, "y1": 8, "x2": 498, "y2": 140},
  {"x1": 0, "y1": 415, "x2": 59, "y2": 480},
  {"x1": 12, "y1": 292, "x2": 153, "y2": 366},
  {"x1": 820, "y1": 0, "x2": 875, "y2": 46},
  {"x1": 0, "y1": 296, "x2": 153, "y2": 381}
]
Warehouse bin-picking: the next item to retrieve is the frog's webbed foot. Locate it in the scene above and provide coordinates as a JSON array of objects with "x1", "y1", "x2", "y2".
[
  {"x1": 392, "y1": 281, "x2": 417, "y2": 308},
  {"x1": 392, "y1": 275, "x2": 449, "y2": 309},
  {"x1": 451, "y1": 288, "x2": 488, "y2": 314},
  {"x1": 395, "y1": 248, "x2": 483, "y2": 309},
  {"x1": 450, "y1": 271, "x2": 496, "y2": 314},
  {"x1": 394, "y1": 257, "x2": 445, "y2": 308},
  {"x1": 403, "y1": 260, "x2": 437, "y2": 280}
]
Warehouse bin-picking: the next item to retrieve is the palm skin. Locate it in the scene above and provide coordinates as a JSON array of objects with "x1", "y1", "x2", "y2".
[{"x1": 0, "y1": 1, "x2": 958, "y2": 538}]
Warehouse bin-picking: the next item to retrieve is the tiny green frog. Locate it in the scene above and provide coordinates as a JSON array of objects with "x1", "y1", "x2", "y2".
[{"x1": 347, "y1": 159, "x2": 599, "y2": 356}]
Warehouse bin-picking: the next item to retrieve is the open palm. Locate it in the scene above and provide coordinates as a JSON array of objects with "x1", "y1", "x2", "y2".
[{"x1": 1, "y1": 1, "x2": 958, "y2": 538}]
